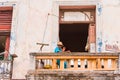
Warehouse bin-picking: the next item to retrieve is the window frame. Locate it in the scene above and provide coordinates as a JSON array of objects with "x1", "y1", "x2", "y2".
[
  {"x1": 59, "y1": 5, "x2": 96, "y2": 52},
  {"x1": 0, "y1": 6, "x2": 13, "y2": 59}
]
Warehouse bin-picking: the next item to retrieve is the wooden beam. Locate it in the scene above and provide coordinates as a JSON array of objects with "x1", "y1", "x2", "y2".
[
  {"x1": 0, "y1": 6, "x2": 13, "y2": 10},
  {"x1": 59, "y1": 21, "x2": 94, "y2": 24},
  {"x1": 0, "y1": 30, "x2": 10, "y2": 36},
  {"x1": 0, "y1": 25, "x2": 11, "y2": 30},
  {"x1": 59, "y1": 5, "x2": 96, "y2": 10}
]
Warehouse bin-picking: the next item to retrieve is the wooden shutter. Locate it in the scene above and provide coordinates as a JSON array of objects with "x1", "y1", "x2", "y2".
[
  {"x1": 0, "y1": 7, "x2": 13, "y2": 30},
  {"x1": 89, "y1": 24, "x2": 96, "y2": 43},
  {"x1": 88, "y1": 23, "x2": 96, "y2": 52},
  {"x1": 4, "y1": 36, "x2": 10, "y2": 58}
]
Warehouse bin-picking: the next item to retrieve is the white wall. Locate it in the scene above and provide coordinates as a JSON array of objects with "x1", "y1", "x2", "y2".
[
  {"x1": 97, "y1": 0, "x2": 120, "y2": 53},
  {"x1": 12, "y1": 0, "x2": 53, "y2": 79}
]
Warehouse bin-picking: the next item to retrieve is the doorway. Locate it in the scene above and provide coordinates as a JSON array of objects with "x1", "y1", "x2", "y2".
[
  {"x1": 59, "y1": 23, "x2": 89, "y2": 52},
  {"x1": 0, "y1": 36, "x2": 7, "y2": 53}
]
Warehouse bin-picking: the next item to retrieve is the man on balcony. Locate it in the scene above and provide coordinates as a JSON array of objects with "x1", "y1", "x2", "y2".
[{"x1": 54, "y1": 41, "x2": 67, "y2": 69}]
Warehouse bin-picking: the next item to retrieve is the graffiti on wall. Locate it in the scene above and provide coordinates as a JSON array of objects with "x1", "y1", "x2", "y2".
[
  {"x1": 97, "y1": 37, "x2": 103, "y2": 52},
  {"x1": 97, "y1": 3, "x2": 102, "y2": 16},
  {"x1": 105, "y1": 44, "x2": 120, "y2": 52}
]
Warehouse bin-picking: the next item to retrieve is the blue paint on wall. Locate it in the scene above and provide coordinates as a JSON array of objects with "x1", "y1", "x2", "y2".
[
  {"x1": 97, "y1": 3, "x2": 102, "y2": 16},
  {"x1": 97, "y1": 37, "x2": 103, "y2": 53}
]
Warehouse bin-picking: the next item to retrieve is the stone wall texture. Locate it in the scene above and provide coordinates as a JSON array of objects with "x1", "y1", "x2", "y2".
[{"x1": 26, "y1": 70, "x2": 120, "y2": 80}]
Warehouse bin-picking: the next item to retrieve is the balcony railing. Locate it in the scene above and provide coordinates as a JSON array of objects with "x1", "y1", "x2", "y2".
[
  {"x1": 0, "y1": 54, "x2": 17, "y2": 80},
  {"x1": 0, "y1": 60, "x2": 12, "y2": 79},
  {"x1": 26, "y1": 52, "x2": 120, "y2": 79},
  {"x1": 30, "y1": 52, "x2": 119, "y2": 70}
]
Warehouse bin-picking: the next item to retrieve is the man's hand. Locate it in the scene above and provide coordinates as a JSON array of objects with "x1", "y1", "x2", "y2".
[{"x1": 62, "y1": 47, "x2": 66, "y2": 52}]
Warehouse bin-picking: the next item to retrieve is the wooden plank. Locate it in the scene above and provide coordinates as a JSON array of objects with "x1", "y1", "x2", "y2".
[
  {"x1": 59, "y1": 21, "x2": 94, "y2": 24},
  {"x1": 0, "y1": 7, "x2": 12, "y2": 30},
  {"x1": 0, "y1": 26, "x2": 11, "y2": 30},
  {"x1": 0, "y1": 20, "x2": 11, "y2": 22},
  {"x1": 59, "y1": 5, "x2": 96, "y2": 10},
  {"x1": 0, "y1": 16, "x2": 12, "y2": 18},
  {"x1": 0, "y1": 18, "x2": 12, "y2": 19},
  {"x1": 0, "y1": 14, "x2": 12, "y2": 16},
  {"x1": 89, "y1": 24, "x2": 96, "y2": 43},
  {"x1": 0, "y1": 23, "x2": 11, "y2": 25},
  {"x1": 0, "y1": 6, "x2": 13, "y2": 10},
  {"x1": 0, "y1": 30, "x2": 10, "y2": 36}
]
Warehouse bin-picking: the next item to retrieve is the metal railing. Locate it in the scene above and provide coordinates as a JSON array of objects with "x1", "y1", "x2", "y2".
[
  {"x1": 0, "y1": 60, "x2": 12, "y2": 80},
  {"x1": 0, "y1": 54, "x2": 17, "y2": 80}
]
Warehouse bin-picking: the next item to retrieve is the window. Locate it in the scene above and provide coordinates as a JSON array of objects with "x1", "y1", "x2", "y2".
[
  {"x1": 0, "y1": 7, "x2": 13, "y2": 59},
  {"x1": 59, "y1": 6, "x2": 96, "y2": 52}
]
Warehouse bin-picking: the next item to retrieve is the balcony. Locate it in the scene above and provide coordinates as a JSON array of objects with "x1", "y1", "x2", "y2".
[
  {"x1": 26, "y1": 52, "x2": 120, "y2": 80},
  {"x1": 0, "y1": 54, "x2": 17, "y2": 80}
]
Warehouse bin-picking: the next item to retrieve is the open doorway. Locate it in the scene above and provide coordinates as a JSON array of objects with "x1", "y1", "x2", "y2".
[
  {"x1": 0, "y1": 36, "x2": 7, "y2": 53},
  {"x1": 59, "y1": 23, "x2": 89, "y2": 52},
  {"x1": 0, "y1": 36, "x2": 9, "y2": 60}
]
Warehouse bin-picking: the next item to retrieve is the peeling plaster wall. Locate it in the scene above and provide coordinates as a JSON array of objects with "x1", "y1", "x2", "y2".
[
  {"x1": 1, "y1": 0, "x2": 120, "y2": 79},
  {"x1": 12, "y1": 0, "x2": 53, "y2": 79},
  {"x1": 97, "y1": 0, "x2": 120, "y2": 53}
]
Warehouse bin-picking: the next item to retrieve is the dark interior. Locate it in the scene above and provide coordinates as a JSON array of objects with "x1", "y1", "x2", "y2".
[
  {"x1": 59, "y1": 23, "x2": 89, "y2": 52},
  {"x1": 0, "y1": 36, "x2": 6, "y2": 53}
]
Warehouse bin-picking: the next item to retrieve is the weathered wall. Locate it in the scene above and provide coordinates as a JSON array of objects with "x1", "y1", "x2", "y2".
[
  {"x1": 1, "y1": 0, "x2": 53, "y2": 79},
  {"x1": 1, "y1": 0, "x2": 120, "y2": 79},
  {"x1": 97, "y1": 0, "x2": 120, "y2": 53},
  {"x1": 12, "y1": 0, "x2": 53, "y2": 79},
  {"x1": 26, "y1": 70, "x2": 120, "y2": 80}
]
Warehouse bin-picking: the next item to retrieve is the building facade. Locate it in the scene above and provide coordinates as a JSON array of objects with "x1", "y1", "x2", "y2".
[{"x1": 0, "y1": 0, "x2": 120, "y2": 79}]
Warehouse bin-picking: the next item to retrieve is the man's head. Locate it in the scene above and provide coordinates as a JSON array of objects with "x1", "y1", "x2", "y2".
[{"x1": 57, "y1": 41, "x2": 63, "y2": 47}]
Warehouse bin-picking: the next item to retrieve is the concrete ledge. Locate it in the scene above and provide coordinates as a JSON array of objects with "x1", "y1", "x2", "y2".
[
  {"x1": 26, "y1": 70, "x2": 120, "y2": 80},
  {"x1": 30, "y1": 52, "x2": 119, "y2": 56}
]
